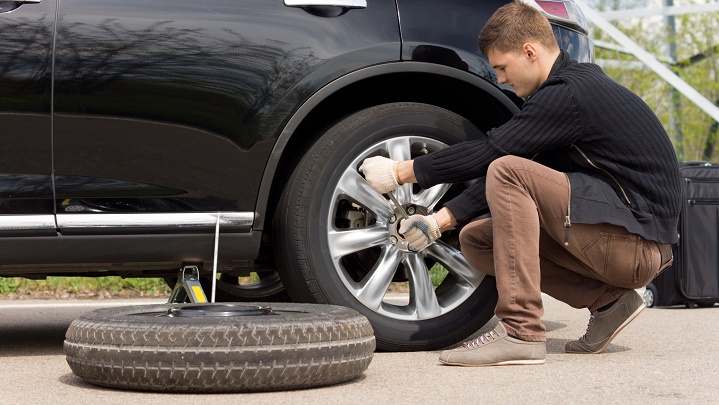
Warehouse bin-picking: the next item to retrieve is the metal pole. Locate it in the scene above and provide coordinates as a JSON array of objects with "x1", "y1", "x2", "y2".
[
  {"x1": 212, "y1": 212, "x2": 220, "y2": 303},
  {"x1": 575, "y1": 0, "x2": 719, "y2": 125},
  {"x1": 665, "y1": 0, "x2": 684, "y2": 158}
]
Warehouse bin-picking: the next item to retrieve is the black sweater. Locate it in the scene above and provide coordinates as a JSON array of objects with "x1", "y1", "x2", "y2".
[{"x1": 414, "y1": 52, "x2": 682, "y2": 244}]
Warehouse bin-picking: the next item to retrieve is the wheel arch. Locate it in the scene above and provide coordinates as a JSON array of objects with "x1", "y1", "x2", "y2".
[{"x1": 254, "y1": 61, "x2": 521, "y2": 232}]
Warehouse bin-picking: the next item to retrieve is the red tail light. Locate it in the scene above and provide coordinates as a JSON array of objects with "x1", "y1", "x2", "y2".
[
  {"x1": 535, "y1": 1, "x2": 569, "y2": 19},
  {"x1": 529, "y1": 0, "x2": 589, "y2": 35}
]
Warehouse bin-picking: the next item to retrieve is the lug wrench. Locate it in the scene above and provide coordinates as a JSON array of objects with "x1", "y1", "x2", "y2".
[
  {"x1": 387, "y1": 191, "x2": 419, "y2": 251},
  {"x1": 386, "y1": 191, "x2": 410, "y2": 220}
]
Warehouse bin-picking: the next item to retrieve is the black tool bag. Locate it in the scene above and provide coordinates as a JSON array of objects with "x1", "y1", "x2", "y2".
[{"x1": 646, "y1": 161, "x2": 719, "y2": 308}]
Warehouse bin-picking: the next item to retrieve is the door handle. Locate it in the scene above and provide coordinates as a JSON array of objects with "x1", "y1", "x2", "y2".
[
  {"x1": 1, "y1": 0, "x2": 40, "y2": 14},
  {"x1": 284, "y1": 0, "x2": 367, "y2": 8}
]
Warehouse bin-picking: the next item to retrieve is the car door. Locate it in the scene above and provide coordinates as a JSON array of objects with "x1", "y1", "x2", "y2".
[
  {"x1": 51, "y1": 0, "x2": 399, "y2": 235},
  {"x1": 0, "y1": 0, "x2": 56, "y2": 235}
]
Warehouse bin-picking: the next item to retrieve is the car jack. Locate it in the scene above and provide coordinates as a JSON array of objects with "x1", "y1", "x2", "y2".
[
  {"x1": 167, "y1": 213, "x2": 222, "y2": 304},
  {"x1": 167, "y1": 265, "x2": 209, "y2": 303}
]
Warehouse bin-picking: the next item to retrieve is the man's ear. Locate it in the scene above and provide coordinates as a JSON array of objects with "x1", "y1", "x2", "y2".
[{"x1": 522, "y1": 43, "x2": 539, "y2": 61}]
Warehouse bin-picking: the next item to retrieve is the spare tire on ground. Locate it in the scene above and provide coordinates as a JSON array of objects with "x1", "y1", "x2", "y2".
[{"x1": 64, "y1": 302, "x2": 375, "y2": 392}]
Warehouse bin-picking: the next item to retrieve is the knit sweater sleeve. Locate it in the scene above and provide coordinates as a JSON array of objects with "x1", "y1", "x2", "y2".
[{"x1": 413, "y1": 80, "x2": 584, "y2": 222}]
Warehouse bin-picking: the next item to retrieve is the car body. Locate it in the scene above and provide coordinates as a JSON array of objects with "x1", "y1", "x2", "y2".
[{"x1": 1, "y1": 0, "x2": 593, "y2": 350}]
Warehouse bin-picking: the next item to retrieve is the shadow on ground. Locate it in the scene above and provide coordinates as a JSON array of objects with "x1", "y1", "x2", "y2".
[{"x1": 0, "y1": 322, "x2": 68, "y2": 357}]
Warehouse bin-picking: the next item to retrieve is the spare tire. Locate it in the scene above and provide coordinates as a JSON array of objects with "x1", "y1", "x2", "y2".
[{"x1": 64, "y1": 303, "x2": 375, "y2": 392}]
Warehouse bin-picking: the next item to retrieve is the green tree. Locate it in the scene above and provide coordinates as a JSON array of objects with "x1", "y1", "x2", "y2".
[{"x1": 587, "y1": 0, "x2": 719, "y2": 161}]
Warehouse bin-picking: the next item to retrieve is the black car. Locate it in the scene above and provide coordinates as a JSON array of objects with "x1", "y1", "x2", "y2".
[{"x1": 1, "y1": 0, "x2": 593, "y2": 350}]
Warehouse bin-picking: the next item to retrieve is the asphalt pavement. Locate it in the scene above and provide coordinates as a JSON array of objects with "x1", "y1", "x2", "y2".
[{"x1": 1, "y1": 294, "x2": 717, "y2": 404}]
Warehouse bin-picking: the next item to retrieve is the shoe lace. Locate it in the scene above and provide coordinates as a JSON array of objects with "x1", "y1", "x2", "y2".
[
  {"x1": 463, "y1": 329, "x2": 500, "y2": 349},
  {"x1": 582, "y1": 313, "x2": 596, "y2": 340}
]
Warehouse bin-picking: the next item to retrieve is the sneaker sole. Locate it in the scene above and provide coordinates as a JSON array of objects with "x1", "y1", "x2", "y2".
[
  {"x1": 439, "y1": 359, "x2": 545, "y2": 367},
  {"x1": 566, "y1": 303, "x2": 646, "y2": 354}
]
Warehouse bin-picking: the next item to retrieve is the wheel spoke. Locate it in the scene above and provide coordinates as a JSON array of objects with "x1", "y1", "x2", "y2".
[
  {"x1": 405, "y1": 254, "x2": 442, "y2": 319},
  {"x1": 392, "y1": 183, "x2": 414, "y2": 205},
  {"x1": 426, "y1": 241, "x2": 485, "y2": 288},
  {"x1": 336, "y1": 166, "x2": 393, "y2": 219},
  {"x1": 354, "y1": 248, "x2": 403, "y2": 310},
  {"x1": 328, "y1": 225, "x2": 389, "y2": 259},
  {"x1": 385, "y1": 137, "x2": 412, "y2": 162},
  {"x1": 413, "y1": 183, "x2": 451, "y2": 212}
]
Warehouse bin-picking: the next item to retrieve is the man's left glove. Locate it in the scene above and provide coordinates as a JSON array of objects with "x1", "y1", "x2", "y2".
[
  {"x1": 359, "y1": 156, "x2": 401, "y2": 194},
  {"x1": 399, "y1": 214, "x2": 442, "y2": 251}
]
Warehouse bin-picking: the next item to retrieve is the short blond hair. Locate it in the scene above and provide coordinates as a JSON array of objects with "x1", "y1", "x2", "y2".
[{"x1": 479, "y1": 1, "x2": 559, "y2": 54}]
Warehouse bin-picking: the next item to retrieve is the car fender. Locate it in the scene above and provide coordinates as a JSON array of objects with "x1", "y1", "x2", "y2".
[{"x1": 253, "y1": 60, "x2": 521, "y2": 229}]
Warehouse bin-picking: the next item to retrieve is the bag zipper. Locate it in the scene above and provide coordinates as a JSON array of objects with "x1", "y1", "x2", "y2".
[
  {"x1": 563, "y1": 173, "x2": 571, "y2": 246},
  {"x1": 571, "y1": 145, "x2": 632, "y2": 205},
  {"x1": 686, "y1": 178, "x2": 719, "y2": 184},
  {"x1": 688, "y1": 199, "x2": 719, "y2": 205}
]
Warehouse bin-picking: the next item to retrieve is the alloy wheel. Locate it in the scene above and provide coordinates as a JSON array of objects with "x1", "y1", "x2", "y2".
[{"x1": 327, "y1": 136, "x2": 485, "y2": 321}]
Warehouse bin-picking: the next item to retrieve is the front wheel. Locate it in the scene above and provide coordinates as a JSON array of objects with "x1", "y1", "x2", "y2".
[{"x1": 274, "y1": 103, "x2": 498, "y2": 351}]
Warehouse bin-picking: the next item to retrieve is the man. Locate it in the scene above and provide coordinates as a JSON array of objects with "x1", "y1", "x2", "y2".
[{"x1": 359, "y1": 0, "x2": 681, "y2": 366}]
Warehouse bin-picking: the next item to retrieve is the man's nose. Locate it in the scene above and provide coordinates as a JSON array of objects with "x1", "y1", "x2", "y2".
[{"x1": 496, "y1": 72, "x2": 506, "y2": 84}]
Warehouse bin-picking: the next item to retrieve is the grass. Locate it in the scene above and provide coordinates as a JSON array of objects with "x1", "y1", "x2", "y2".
[
  {"x1": 0, "y1": 276, "x2": 170, "y2": 298},
  {"x1": 430, "y1": 264, "x2": 449, "y2": 286},
  {"x1": 0, "y1": 265, "x2": 448, "y2": 298},
  {"x1": 390, "y1": 264, "x2": 449, "y2": 292}
]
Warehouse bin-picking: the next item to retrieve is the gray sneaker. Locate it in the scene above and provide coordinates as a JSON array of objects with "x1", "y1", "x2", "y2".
[
  {"x1": 439, "y1": 322, "x2": 545, "y2": 367},
  {"x1": 566, "y1": 289, "x2": 645, "y2": 354}
]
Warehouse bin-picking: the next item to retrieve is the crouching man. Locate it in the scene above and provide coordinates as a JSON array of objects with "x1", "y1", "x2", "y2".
[{"x1": 360, "y1": 0, "x2": 681, "y2": 366}]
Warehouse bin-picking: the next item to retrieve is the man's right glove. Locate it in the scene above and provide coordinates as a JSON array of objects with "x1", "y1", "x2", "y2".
[
  {"x1": 359, "y1": 156, "x2": 402, "y2": 194},
  {"x1": 399, "y1": 214, "x2": 442, "y2": 251}
]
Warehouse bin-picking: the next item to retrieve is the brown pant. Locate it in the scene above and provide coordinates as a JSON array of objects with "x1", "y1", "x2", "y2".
[{"x1": 459, "y1": 156, "x2": 673, "y2": 342}]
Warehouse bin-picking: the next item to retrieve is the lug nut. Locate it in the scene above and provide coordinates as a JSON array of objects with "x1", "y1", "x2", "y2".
[
  {"x1": 389, "y1": 236, "x2": 398, "y2": 245},
  {"x1": 407, "y1": 206, "x2": 416, "y2": 215},
  {"x1": 389, "y1": 215, "x2": 396, "y2": 224}
]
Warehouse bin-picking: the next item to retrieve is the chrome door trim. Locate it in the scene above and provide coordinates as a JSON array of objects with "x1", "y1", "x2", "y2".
[
  {"x1": 56, "y1": 212, "x2": 254, "y2": 232},
  {"x1": 284, "y1": 0, "x2": 367, "y2": 8},
  {"x1": 0, "y1": 215, "x2": 56, "y2": 232}
]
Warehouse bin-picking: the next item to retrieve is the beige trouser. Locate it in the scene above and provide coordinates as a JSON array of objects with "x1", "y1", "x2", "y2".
[{"x1": 459, "y1": 156, "x2": 673, "y2": 342}]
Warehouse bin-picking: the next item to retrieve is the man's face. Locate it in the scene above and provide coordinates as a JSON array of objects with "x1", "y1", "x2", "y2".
[{"x1": 487, "y1": 45, "x2": 544, "y2": 98}]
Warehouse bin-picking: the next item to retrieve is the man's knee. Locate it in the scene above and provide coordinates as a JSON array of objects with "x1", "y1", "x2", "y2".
[
  {"x1": 487, "y1": 155, "x2": 525, "y2": 177},
  {"x1": 459, "y1": 218, "x2": 495, "y2": 276},
  {"x1": 486, "y1": 155, "x2": 527, "y2": 190},
  {"x1": 459, "y1": 218, "x2": 493, "y2": 251}
]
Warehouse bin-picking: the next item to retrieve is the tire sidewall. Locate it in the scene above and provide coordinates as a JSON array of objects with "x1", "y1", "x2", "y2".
[{"x1": 70, "y1": 302, "x2": 368, "y2": 327}]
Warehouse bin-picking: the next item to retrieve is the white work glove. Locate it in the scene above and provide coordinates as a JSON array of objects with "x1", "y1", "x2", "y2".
[
  {"x1": 359, "y1": 156, "x2": 401, "y2": 194},
  {"x1": 399, "y1": 214, "x2": 442, "y2": 251}
]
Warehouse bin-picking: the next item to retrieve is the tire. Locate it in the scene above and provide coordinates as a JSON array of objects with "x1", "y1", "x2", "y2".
[
  {"x1": 164, "y1": 270, "x2": 289, "y2": 302},
  {"x1": 643, "y1": 283, "x2": 658, "y2": 308},
  {"x1": 274, "y1": 102, "x2": 498, "y2": 351},
  {"x1": 64, "y1": 303, "x2": 375, "y2": 392},
  {"x1": 696, "y1": 302, "x2": 715, "y2": 308}
]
